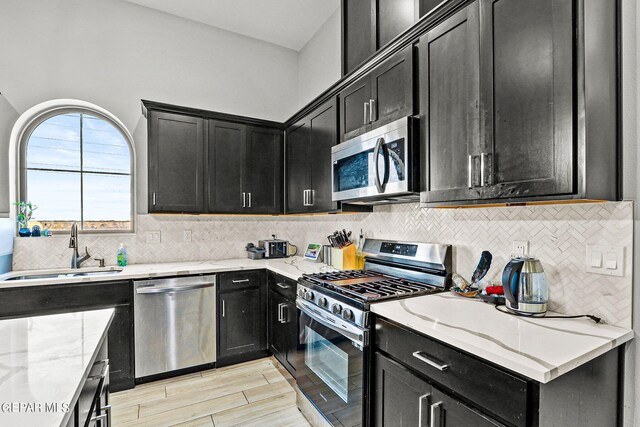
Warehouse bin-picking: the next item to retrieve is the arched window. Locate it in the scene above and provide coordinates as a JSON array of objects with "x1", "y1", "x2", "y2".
[{"x1": 20, "y1": 109, "x2": 133, "y2": 232}]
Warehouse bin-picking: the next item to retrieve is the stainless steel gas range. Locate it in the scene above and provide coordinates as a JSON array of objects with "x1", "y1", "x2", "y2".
[{"x1": 295, "y1": 239, "x2": 452, "y2": 427}]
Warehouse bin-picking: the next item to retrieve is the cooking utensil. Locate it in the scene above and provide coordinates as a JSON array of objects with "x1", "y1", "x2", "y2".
[{"x1": 470, "y1": 251, "x2": 493, "y2": 286}]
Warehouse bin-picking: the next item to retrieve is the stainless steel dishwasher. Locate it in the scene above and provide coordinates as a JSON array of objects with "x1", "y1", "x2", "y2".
[{"x1": 134, "y1": 274, "x2": 216, "y2": 379}]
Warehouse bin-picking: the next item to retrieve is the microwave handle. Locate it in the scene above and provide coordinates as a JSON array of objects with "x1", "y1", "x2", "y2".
[{"x1": 374, "y1": 137, "x2": 385, "y2": 193}]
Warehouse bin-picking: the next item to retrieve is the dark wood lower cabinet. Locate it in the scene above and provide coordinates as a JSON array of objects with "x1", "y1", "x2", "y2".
[
  {"x1": 373, "y1": 316, "x2": 622, "y2": 427},
  {"x1": 0, "y1": 281, "x2": 134, "y2": 392},
  {"x1": 267, "y1": 272, "x2": 299, "y2": 377},
  {"x1": 217, "y1": 271, "x2": 268, "y2": 364}
]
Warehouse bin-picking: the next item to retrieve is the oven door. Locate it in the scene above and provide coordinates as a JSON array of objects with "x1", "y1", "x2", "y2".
[
  {"x1": 331, "y1": 116, "x2": 414, "y2": 202},
  {"x1": 296, "y1": 299, "x2": 366, "y2": 427}
]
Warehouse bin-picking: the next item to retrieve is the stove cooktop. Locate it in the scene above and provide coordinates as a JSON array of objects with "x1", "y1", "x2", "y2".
[{"x1": 300, "y1": 270, "x2": 443, "y2": 303}]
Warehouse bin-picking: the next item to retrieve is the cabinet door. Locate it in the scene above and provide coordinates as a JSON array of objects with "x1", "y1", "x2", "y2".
[
  {"x1": 268, "y1": 289, "x2": 287, "y2": 364},
  {"x1": 377, "y1": 0, "x2": 417, "y2": 47},
  {"x1": 419, "y1": 3, "x2": 482, "y2": 203},
  {"x1": 480, "y1": 0, "x2": 573, "y2": 199},
  {"x1": 308, "y1": 98, "x2": 339, "y2": 212},
  {"x1": 148, "y1": 111, "x2": 204, "y2": 213},
  {"x1": 343, "y1": 0, "x2": 376, "y2": 75},
  {"x1": 431, "y1": 388, "x2": 503, "y2": 426},
  {"x1": 207, "y1": 120, "x2": 245, "y2": 213},
  {"x1": 339, "y1": 75, "x2": 372, "y2": 141},
  {"x1": 374, "y1": 352, "x2": 432, "y2": 427},
  {"x1": 218, "y1": 286, "x2": 267, "y2": 359},
  {"x1": 285, "y1": 120, "x2": 311, "y2": 213},
  {"x1": 245, "y1": 126, "x2": 283, "y2": 214},
  {"x1": 370, "y1": 44, "x2": 414, "y2": 129}
]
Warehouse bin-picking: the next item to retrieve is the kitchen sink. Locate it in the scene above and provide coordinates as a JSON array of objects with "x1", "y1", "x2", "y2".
[{"x1": 3, "y1": 269, "x2": 123, "y2": 281}]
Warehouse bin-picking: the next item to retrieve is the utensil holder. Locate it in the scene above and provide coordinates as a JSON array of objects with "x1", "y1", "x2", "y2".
[{"x1": 331, "y1": 245, "x2": 357, "y2": 270}]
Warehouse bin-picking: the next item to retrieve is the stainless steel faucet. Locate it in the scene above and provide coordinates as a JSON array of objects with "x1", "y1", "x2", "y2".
[{"x1": 69, "y1": 223, "x2": 91, "y2": 269}]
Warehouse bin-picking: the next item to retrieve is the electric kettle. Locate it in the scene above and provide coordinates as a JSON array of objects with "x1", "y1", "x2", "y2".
[{"x1": 501, "y1": 257, "x2": 549, "y2": 316}]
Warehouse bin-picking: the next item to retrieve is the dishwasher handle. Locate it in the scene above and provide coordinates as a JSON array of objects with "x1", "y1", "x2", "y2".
[{"x1": 136, "y1": 282, "x2": 215, "y2": 294}]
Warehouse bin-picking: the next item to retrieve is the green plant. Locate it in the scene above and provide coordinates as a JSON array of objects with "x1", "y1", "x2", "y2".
[{"x1": 14, "y1": 201, "x2": 37, "y2": 228}]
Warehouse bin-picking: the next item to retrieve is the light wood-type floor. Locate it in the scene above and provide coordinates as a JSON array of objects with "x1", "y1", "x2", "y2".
[{"x1": 111, "y1": 358, "x2": 311, "y2": 426}]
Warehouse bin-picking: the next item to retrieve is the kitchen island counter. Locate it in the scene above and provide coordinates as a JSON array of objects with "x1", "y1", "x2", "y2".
[{"x1": 372, "y1": 292, "x2": 633, "y2": 383}]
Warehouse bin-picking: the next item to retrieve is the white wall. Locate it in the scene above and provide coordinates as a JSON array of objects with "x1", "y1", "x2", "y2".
[
  {"x1": 0, "y1": 0, "x2": 300, "y2": 214},
  {"x1": 621, "y1": 0, "x2": 638, "y2": 425},
  {"x1": 0, "y1": 96, "x2": 19, "y2": 218},
  {"x1": 297, "y1": 8, "x2": 341, "y2": 109}
]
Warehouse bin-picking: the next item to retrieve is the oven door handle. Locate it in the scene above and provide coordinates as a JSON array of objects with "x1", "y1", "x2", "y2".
[{"x1": 297, "y1": 300, "x2": 367, "y2": 347}]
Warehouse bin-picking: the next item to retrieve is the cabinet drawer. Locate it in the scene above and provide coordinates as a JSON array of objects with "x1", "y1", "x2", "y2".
[
  {"x1": 219, "y1": 270, "x2": 265, "y2": 291},
  {"x1": 267, "y1": 271, "x2": 297, "y2": 300},
  {"x1": 375, "y1": 317, "x2": 529, "y2": 427}
]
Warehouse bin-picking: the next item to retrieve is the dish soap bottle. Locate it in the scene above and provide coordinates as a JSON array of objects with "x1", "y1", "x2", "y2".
[{"x1": 116, "y1": 243, "x2": 128, "y2": 267}]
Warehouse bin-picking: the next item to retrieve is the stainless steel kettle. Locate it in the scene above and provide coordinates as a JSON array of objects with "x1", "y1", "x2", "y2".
[{"x1": 501, "y1": 257, "x2": 549, "y2": 316}]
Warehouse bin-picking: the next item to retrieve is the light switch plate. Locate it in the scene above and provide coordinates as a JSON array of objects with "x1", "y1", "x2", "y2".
[
  {"x1": 586, "y1": 245, "x2": 624, "y2": 277},
  {"x1": 146, "y1": 231, "x2": 161, "y2": 244}
]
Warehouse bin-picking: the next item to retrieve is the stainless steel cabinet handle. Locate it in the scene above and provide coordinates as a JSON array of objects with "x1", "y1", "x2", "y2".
[
  {"x1": 418, "y1": 393, "x2": 431, "y2": 427},
  {"x1": 309, "y1": 189, "x2": 314, "y2": 206},
  {"x1": 480, "y1": 152, "x2": 486, "y2": 187},
  {"x1": 242, "y1": 192, "x2": 246, "y2": 208},
  {"x1": 232, "y1": 278, "x2": 250, "y2": 283},
  {"x1": 430, "y1": 401, "x2": 443, "y2": 427},
  {"x1": 303, "y1": 189, "x2": 307, "y2": 206},
  {"x1": 468, "y1": 155, "x2": 473, "y2": 188},
  {"x1": 90, "y1": 414, "x2": 108, "y2": 422},
  {"x1": 276, "y1": 282, "x2": 289, "y2": 289},
  {"x1": 369, "y1": 99, "x2": 376, "y2": 122},
  {"x1": 364, "y1": 101, "x2": 369, "y2": 124},
  {"x1": 248, "y1": 192, "x2": 252, "y2": 208},
  {"x1": 412, "y1": 351, "x2": 449, "y2": 371},
  {"x1": 303, "y1": 189, "x2": 313, "y2": 206},
  {"x1": 222, "y1": 299, "x2": 225, "y2": 317},
  {"x1": 278, "y1": 303, "x2": 286, "y2": 323},
  {"x1": 152, "y1": 192, "x2": 156, "y2": 206}
]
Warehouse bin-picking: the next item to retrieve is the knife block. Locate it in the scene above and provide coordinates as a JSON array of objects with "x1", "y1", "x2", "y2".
[{"x1": 331, "y1": 244, "x2": 357, "y2": 270}]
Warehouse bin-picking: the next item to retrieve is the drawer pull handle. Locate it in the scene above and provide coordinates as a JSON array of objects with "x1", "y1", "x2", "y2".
[
  {"x1": 232, "y1": 279, "x2": 250, "y2": 283},
  {"x1": 412, "y1": 351, "x2": 449, "y2": 371},
  {"x1": 90, "y1": 414, "x2": 108, "y2": 422},
  {"x1": 430, "y1": 401, "x2": 443, "y2": 427},
  {"x1": 276, "y1": 282, "x2": 289, "y2": 289},
  {"x1": 418, "y1": 393, "x2": 431, "y2": 427}
]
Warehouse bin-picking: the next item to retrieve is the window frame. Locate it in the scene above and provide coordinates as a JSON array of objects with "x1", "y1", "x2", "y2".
[{"x1": 19, "y1": 107, "x2": 135, "y2": 234}]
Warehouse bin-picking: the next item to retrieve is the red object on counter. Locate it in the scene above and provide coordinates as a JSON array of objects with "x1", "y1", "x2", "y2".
[{"x1": 485, "y1": 285, "x2": 504, "y2": 295}]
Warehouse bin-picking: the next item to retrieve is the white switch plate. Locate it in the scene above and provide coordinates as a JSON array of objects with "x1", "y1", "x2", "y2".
[
  {"x1": 183, "y1": 230, "x2": 192, "y2": 243},
  {"x1": 586, "y1": 245, "x2": 624, "y2": 277},
  {"x1": 146, "y1": 231, "x2": 161, "y2": 244},
  {"x1": 511, "y1": 240, "x2": 529, "y2": 258}
]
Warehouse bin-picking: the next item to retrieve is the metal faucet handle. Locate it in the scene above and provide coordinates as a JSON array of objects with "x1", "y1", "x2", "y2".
[
  {"x1": 84, "y1": 246, "x2": 91, "y2": 257},
  {"x1": 94, "y1": 258, "x2": 105, "y2": 268}
]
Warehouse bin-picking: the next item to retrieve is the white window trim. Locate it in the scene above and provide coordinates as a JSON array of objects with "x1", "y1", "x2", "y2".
[{"x1": 9, "y1": 99, "x2": 136, "y2": 234}]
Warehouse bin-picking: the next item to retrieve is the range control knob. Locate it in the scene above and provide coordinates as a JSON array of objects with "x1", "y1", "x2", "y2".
[
  {"x1": 331, "y1": 303, "x2": 343, "y2": 315},
  {"x1": 297, "y1": 288, "x2": 305, "y2": 297},
  {"x1": 303, "y1": 291, "x2": 314, "y2": 301},
  {"x1": 318, "y1": 297, "x2": 328, "y2": 308},
  {"x1": 342, "y1": 308, "x2": 354, "y2": 321}
]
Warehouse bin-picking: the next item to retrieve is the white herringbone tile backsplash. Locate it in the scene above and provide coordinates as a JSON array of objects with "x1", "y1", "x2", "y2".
[{"x1": 12, "y1": 201, "x2": 633, "y2": 327}]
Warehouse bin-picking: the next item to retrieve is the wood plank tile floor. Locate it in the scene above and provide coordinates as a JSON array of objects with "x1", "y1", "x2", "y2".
[{"x1": 111, "y1": 358, "x2": 311, "y2": 427}]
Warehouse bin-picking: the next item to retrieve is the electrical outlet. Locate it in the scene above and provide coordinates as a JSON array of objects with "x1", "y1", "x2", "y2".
[
  {"x1": 183, "y1": 230, "x2": 192, "y2": 243},
  {"x1": 146, "y1": 231, "x2": 161, "y2": 244},
  {"x1": 511, "y1": 240, "x2": 529, "y2": 258}
]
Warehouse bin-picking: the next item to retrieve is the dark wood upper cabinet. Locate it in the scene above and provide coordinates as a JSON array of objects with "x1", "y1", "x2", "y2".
[
  {"x1": 148, "y1": 111, "x2": 205, "y2": 213},
  {"x1": 339, "y1": 44, "x2": 414, "y2": 142},
  {"x1": 207, "y1": 120, "x2": 245, "y2": 213},
  {"x1": 479, "y1": 0, "x2": 574, "y2": 200},
  {"x1": 342, "y1": 0, "x2": 419, "y2": 76},
  {"x1": 245, "y1": 126, "x2": 283, "y2": 214},
  {"x1": 420, "y1": 0, "x2": 617, "y2": 205},
  {"x1": 419, "y1": 2, "x2": 482, "y2": 203},
  {"x1": 286, "y1": 98, "x2": 342, "y2": 214}
]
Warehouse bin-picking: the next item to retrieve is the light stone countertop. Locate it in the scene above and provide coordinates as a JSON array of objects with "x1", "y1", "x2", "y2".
[
  {"x1": 0, "y1": 309, "x2": 114, "y2": 426},
  {"x1": 0, "y1": 256, "x2": 336, "y2": 288},
  {"x1": 371, "y1": 292, "x2": 633, "y2": 383}
]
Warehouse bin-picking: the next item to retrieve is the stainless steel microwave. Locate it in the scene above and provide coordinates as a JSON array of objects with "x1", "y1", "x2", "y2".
[{"x1": 331, "y1": 116, "x2": 420, "y2": 204}]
